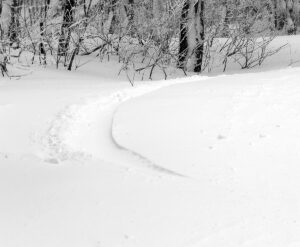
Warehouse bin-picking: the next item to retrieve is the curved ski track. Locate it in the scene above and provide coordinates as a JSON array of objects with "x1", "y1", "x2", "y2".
[{"x1": 41, "y1": 76, "x2": 209, "y2": 177}]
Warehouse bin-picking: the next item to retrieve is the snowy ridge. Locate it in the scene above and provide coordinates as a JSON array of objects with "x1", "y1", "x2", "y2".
[{"x1": 40, "y1": 75, "x2": 209, "y2": 173}]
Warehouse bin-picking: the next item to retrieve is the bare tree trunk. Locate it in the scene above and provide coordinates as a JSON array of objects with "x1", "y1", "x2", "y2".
[
  {"x1": 108, "y1": 0, "x2": 118, "y2": 33},
  {"x1": 219, "y1": 0, "x2": 229, "y2": 37},
  {"x1": 194, "y1": 0, "x2": 204, "y2": 73},
  {"x1": 178, "y1": 0, "x2": 190, "y2": 69},
  {"x1": 275, "y1": 0, "x2": 298, "y2": 33},
  {"x1": 8, "y1": 0, "x2": 21, "y2": 46},
  {"x1": 285, "y1": 0, "x2": 298, "y2": 34},
  {"x1": 0, "y1": 0, "x2": 3, "y2": 40},
  {"x1": 40, "y1": 0, "x2": 50, "y2": 64},
  {"x1": 57, "y1": 0, "x2": 76, "y2": 66},
  {"x1": 276, "y1": 0, "x2": 286, "y2": 30},
  {"x1": 0, "y1": 0, "x2": 2, "y2": 16},
  {"x1": 268, "y1": 0, "x2": 279, "y2": 30},
  {"x1": 126, "y1": 0, "x2": 134, "y2": 34}
]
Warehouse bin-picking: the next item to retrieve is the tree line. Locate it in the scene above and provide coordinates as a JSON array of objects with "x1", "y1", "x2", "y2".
[{"x1": 0, "y1": 0, "x2": 298, "y2": 78}]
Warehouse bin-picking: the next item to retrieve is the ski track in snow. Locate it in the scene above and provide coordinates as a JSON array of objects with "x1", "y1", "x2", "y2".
[
  {"x1": 109, "y1": 120, "x2": 189, "y2": 178},
  {"x1": 40, "y1": 75, "x2": 211, "y2": 177}
]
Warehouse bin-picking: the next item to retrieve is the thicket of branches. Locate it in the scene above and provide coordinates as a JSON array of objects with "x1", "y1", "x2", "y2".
[{"x1": 0, "y1": 0, "x2": 298, "y2": 79}]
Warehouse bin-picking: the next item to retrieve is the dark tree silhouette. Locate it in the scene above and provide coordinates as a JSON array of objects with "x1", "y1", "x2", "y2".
[
  {"x1": 58, "y1": 0, "x2": 76, "y2": 65},
  {"x1": 194, "y1": 0, "x2": 205, "y2": 73},
  {"x1": 178, "y1": 0, "x2": 190, "y2": 69},
  {"x1": 40, "y1": 0, "x2": 51, "y2": 64}
]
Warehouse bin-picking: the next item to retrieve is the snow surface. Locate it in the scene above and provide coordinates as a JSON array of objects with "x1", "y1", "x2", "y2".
[
  {"x1": 1, "y1": 36, "x2": 300, "y2": 247},
  {"x1": 113, "y1": 68, "x2": 300, "y2": 246}
]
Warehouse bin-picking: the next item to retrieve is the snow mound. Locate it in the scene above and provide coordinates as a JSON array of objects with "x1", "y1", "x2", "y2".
[{"x1": 112, "y1": 67, "x2": 300, "y2": 184}]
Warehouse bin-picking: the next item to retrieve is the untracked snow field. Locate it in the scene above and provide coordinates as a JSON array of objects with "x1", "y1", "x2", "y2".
[{"x1": 1, "y1": 36, "x2": 300, "y2": 247}]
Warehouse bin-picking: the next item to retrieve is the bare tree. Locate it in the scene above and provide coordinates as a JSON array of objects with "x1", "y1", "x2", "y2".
[
  {"x1": 0, "y1": 0, "x2": 3, "y2": 39},
  {"x1": 272, "y1": 0, "x2": 299, "y2": 34},
  {"x1": 285, "y1": 0, "x2": 298, "y2": 34},
  {"x1": 194, "y1": 0, "x2": 205, "y2": 72},
  {"x1": 40, "y1": 0, "x2": 50, "y2": 64},
  {"x1": 178, "y1": 0, "x2": 189, "y2": 69},
  {"x1": 178, "y1": 0, "x2": 205, "y2": 72},
  {"x1": 8, "y1": 0, "x2": 21, "y2": 46},
  {"x1": 57, "y1": 0, "x2": 76, "y2": 66}
]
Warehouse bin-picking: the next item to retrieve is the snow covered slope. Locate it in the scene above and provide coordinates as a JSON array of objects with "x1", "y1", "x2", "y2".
[
  {"x1": 1, "y1": 36, "x2": 300, "y2": 247},
  {"x1": 0, "y1": 65, "x2": 212, "y2": 247},
  {"x1": 113, "y1": 68, "x2": 300, "y2": 180},
  {"x1": 113, "y1": 67, "x2": 300, "y2": 246}
]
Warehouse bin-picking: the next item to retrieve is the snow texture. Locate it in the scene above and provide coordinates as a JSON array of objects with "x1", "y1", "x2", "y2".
[{"x1": 1, "y1": 36, "x2": 300, "y2": 247}]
